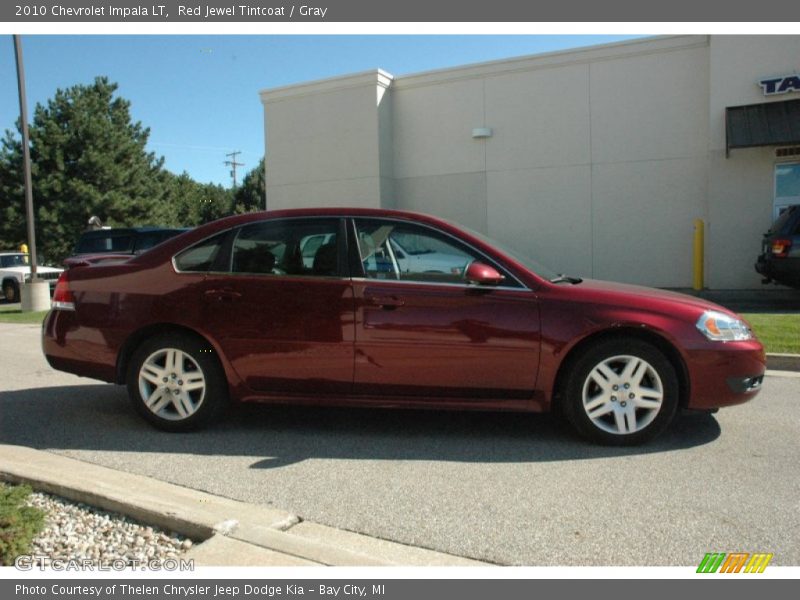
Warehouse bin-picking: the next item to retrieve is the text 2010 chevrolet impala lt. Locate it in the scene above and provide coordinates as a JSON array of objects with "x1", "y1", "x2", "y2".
[{"x1": 42, "y1": 209, "x2": 765, "y2": 445}]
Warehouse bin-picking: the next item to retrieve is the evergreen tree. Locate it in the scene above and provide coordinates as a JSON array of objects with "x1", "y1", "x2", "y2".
[
  {"x1": 0, "y1": 77, "x2": 168, "y2": 262},
  {"x1": 160, "y1": 171, "x2": 232, "y2": 226},
  {"x1": 233, "y1": 158, "x2": 266, "y2": 214}
]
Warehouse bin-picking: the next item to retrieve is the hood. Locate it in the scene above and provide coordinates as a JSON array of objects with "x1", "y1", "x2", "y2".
[
  {"x1": 2, "y1": 265, "x2": 62, "y2": 274},
  {"x1": 562, "y1": 278, "x2": 736, "y2": 317}
]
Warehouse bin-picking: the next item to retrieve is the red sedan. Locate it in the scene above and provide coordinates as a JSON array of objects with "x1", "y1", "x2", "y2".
[{"x1": 42, "y1": 208, "x2": 765, "y2": 445}]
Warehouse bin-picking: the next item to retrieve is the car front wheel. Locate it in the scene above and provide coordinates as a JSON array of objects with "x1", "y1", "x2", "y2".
[
  {"x1": 126, "y1": 333, "x2": 228, "y2": 432},
  {"x1": 562, "y1": 338, "x2": 679, "y2": 446}
]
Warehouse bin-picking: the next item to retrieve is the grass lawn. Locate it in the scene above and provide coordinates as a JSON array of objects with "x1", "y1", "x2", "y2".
[
  {"x1": 0, "y1": 305, "x2": 48, "y2": 324},
  {"x1": 741, "y1": 313, "x2": 800, "y2": 354}
]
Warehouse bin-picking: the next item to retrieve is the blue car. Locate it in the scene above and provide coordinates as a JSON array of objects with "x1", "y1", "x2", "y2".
[{"x1": 756, "y1": 205, "x2": 800, "y2": 289}]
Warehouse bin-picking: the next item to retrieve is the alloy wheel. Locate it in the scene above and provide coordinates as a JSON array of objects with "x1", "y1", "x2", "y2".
[
  {"x1": 581, "y1": 354, "x2": 664, "y2": 435},
  {"x1": 138, "y1": 348, "x2": 206, "y2": 421}
]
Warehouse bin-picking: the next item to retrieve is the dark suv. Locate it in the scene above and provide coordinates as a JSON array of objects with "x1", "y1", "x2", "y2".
[
  {"x1": 65, "y1": 227, "x2": 189, "y2": 268},
  {"x1": 755, "y1": 205, "x2": 800, "y2": 289}
]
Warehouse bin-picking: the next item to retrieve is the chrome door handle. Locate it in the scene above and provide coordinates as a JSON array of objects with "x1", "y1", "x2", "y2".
[
  {"x1": 203, "y1": 288, "x2": 242, "y2": 302},
  {"x1": 366, "y1": 295, "x2": 405, "y2": 309}
]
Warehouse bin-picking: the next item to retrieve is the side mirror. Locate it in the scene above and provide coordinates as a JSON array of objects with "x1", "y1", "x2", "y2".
[{"x1": 465, "y1": 262, "x2": 505, "y2": 286}]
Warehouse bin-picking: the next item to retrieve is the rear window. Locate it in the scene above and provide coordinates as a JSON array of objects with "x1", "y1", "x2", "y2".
[
  {"x1": 75, "y1": 233, "x2": 134, "y2": 254},
  {"x1": 768, "y1": 205, "x2": 799, "y2": 235},
  {"x1": 132, "y1": 230, "x2": 184, "y2": 253}
]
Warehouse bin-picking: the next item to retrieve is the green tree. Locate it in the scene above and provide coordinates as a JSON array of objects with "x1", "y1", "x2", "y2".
[
  {"x1": 160, "y1": 171, "x2": 232, "y2": 226},
  {"x1": 195, "y1": 181, "x2": 234, "y2": 224},
  {"x1": 233, "y1": 158, "x2": 265, "y2": 214},
  {"x1": 0, "y1": 77, "x2": 169, "y2": 262}
]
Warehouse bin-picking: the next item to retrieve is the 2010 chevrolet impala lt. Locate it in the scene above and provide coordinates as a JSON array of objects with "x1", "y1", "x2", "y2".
[{"x1": 42, "y1": 208, "x2": 765, "y2": 445}]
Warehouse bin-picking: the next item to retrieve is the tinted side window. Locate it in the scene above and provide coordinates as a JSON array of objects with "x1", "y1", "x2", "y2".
[
  {"x1": 174, "y1": 232, "x2": 227, "y2": 272},
  {"x1": 230, "y1": 219, "x2": 340, "y2": 277},
  {"x1": 354, "y1": 219, "x2": 477, "y2": 285}
]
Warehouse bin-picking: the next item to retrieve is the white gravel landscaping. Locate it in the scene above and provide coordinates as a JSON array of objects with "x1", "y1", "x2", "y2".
[{"x1": 26, "y1": 491, "x2": 193, "y2": 564}]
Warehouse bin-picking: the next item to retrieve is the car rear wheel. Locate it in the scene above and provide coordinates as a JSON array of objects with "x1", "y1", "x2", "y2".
[
  {"x1": 3, "y1": 279, "x2": 19, "y2": 303},
  {"x1": 562, "y1": 338, "x2": 679, "y2": 446},
  {"x1": 127, "y1": 333, "x2": 228, "y2": 432}
]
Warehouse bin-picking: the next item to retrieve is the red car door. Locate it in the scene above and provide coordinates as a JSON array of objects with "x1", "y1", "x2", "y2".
[
  {"x1": 199, "y1": 217, "x2": 355, "y2": 395},
  {"x1": 350, "y1": 218, "x2": 540, "y2": 405}
]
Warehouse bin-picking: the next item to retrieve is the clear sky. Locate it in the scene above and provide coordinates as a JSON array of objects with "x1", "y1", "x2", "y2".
[{"x1": 0, "y1": 35, "x2": 644, "y2": 187}]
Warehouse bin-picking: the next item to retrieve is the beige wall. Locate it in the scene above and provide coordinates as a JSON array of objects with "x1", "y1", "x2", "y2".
[
  {"x1": 260, "y1": 36, "x2": 800, "y2": 289},
  {"x1": 261, "y1": 71, "x2": 392, "y2": 209},
  {"x1": 387, "y1": 36, "x2": 710, "y2": 287}
]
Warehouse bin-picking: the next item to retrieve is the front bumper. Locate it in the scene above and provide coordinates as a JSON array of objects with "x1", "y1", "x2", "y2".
[
  {"x1": 726, "y1": 374, "x2": 764, "y2": 394},
  {"x1": 685, "y1": 341, "x2": 766, "y2": 409}
]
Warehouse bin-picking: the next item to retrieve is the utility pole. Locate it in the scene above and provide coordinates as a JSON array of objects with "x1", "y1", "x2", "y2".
[
  {"x1": 13, "y1": 35, "x2": 37, "y2": 280},
  {"x1": 13, "y1": 35, "x2": 49, "y2": 311},
  {"x1": 224, "y1": 151, "x2": 243, "y2": 190}
]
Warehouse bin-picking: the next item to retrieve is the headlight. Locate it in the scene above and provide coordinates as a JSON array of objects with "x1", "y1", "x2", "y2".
[{"x1": 696, "y1": 310, "x2": 753, "y2": 342}]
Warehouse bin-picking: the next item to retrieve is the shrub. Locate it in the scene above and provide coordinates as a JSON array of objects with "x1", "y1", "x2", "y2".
[{"x1": 0, "y1": 483, "x2": 46, "y2": 566}]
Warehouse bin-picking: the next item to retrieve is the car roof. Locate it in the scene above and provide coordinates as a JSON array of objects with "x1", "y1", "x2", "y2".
[
  {"x1": 150, "y1": 208, "x2": 462, "y2": 247},
  {"x1": 199, "y1": 207, "x2": 455, "y2": 228},
  {"x1": 79, "y1": 226, "x2": 188, "y2": 236},
  {"x1": 131, "y1": 208, "x2": 484, "y2": 267}
]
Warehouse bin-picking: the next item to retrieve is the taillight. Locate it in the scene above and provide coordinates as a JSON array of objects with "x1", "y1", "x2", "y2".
[
  {"x1": 52, "y1": 272, "x2": 76, "y2": 310},
  {"x1": 771, "y1": 238, "x2": 792, "y2": 258}
]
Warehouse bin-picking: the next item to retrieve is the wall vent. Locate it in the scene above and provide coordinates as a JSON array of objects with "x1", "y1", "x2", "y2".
[{"x1": 776, "y1": 146, "x2": 800, "y2": 158}]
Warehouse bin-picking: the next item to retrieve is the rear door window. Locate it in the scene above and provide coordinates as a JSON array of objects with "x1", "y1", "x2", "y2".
[{"x1": 230, "y1": 219, "x2": 341, "y2": 277}]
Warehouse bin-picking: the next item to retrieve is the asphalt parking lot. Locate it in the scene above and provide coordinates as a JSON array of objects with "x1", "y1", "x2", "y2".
[{"x1": 1, "y1": 321, "x2": 798, "y2": 566}]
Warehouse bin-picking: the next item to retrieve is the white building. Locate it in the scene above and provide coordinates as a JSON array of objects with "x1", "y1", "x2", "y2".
[{"x1": 260, "y1": 35, "x2": 800, "y2": 289}]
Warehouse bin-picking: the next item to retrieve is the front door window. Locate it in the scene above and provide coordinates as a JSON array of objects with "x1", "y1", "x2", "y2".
[{"x1": 355, "y1": 219, "x2": 483, "y2": 285}]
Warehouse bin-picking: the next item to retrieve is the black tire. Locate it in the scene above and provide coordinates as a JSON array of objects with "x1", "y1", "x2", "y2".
[
  {"x1": 562, "y1": 338, "x2": 679, "y2": 446},
  {"x1": 3, "y1": 279, "x2": 19, "y2": 303},
  {"x1": 126, "y1": 332, "x2": 229, "y2": 432}
]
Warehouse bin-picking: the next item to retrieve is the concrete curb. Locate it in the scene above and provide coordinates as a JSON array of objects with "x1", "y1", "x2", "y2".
[
  {"x1": 766, "y1": 353, "x2": 800, "y2": 372},
  {"x1": 0, "y1": 444, "x2": 484, "y2": 567}
]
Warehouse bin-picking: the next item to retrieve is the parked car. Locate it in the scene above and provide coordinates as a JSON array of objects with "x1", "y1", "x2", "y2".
[
  {"x1": 1, "y1": 252, "x2": 63, "y2": 303},
  {"x1": 42, "y1": 209, "x2": 765, "y2": 445},
  {"x1": 755, "y1": 205, "x2": 800, "y2": 289},
  {"x1": 64, "y1": 227, "x2": 189, "y2": 268}
]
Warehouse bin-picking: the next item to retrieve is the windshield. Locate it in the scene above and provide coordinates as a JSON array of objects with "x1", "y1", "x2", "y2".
[
  {"x1": 0, "y1": 254, "x2": 28, "y2": 268},
  {"x1": 448, "y1": 222, "x2": 561, "y2": 281}
]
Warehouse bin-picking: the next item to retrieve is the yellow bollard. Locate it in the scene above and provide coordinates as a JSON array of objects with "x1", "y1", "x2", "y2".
[{"x1": 693, "y1": 219, "x2": 704, "y2": 291}]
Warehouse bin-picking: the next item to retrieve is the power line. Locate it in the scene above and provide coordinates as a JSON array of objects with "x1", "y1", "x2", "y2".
[{"x1": 224, "y1": 150, "x2": 244, "y2": 190}]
